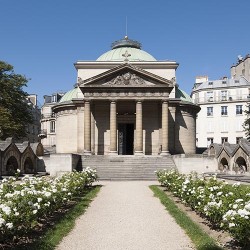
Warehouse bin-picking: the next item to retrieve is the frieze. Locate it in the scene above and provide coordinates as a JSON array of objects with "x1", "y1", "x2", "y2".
[
  {"x1": 103, "y1": 72, "x2": 145, "y2": 86},
  {"x1": 85, "y1": 91, "x2": 169, "y2": 98}
]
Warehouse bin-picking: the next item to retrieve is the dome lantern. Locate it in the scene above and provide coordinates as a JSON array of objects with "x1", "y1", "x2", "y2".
[{"x1": 111, "y1": 36, "x2": 141, "y2": 50}]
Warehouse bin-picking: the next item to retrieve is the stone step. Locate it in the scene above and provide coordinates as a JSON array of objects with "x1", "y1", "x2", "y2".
[{"x1": 80, "y1": 155, "x2": 176, "y2": 180}]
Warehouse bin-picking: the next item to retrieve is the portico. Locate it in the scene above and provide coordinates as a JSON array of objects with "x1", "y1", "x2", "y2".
[
  {"x1": 80, "y1": 64, "x2": 173, "y2": 156},
  {"x1": 82, "y1": 98, "x2": 170, "y2": 156}
]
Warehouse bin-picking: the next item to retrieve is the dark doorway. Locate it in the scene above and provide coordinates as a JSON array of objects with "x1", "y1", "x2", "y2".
[
  {"x1": 118, "y1": 123, "x2": 134, "y2": 155},
  {"x1": 235, "y1": 157, "x2": 247, "y2": 173},
  {"x1": 24, "y1": 157, "x2": 34, "y2": 174},
  {"x1": 6, "y1": 156, "x2": 18, "y2": 175}
]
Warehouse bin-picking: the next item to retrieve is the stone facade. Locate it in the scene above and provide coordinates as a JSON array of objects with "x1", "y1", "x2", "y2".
[
  {"x1": 231, "y1": 54, "x2": 250, "y2": 81},
  {"x1": 22, "y1": 94, "x2": 41, "y2": 143},
  {"x1": 40, "y1": 92, "x2": 65, "y2": 150},
  {"x1": 0, "y1": 138, "x2": 44, "y2": 176},
  {"x1": 192, "y1": 74, "x2": 250, "y2": 148},
  {"x1": 53, "y1": 62, "x2": 199, "y2": 156},
  {"x1": 207, "y1": 138, "x2": 250, "y2": 174}
]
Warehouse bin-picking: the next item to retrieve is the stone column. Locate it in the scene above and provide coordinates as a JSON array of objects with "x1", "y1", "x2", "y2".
[
  {"x1": 91, "y1": 105, "x2": 95, "y2": 154},
  {"x1": 109, "y1": 100, "x2": 117, "y2": 155},
  {"x1": 135, "y1": 100, "x2": 143, "y2": 155},
  {"x1": 84, "y1": 101, "x2": 91, "y2": 155},
  {"x1": 77, "y1": 105, "x2": 85, "y2": 153},
  {"x1": 161, "y1": 100, "x2": 170, "y2": 155}
]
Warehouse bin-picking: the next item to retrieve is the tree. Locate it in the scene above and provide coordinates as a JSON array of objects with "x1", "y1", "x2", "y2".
[
  {"x1": 243, "y1": 104, "x2": 250, "y2": 141},
  {"x1": 0, "y1": 61, "x2": 33, "y2": 140}
]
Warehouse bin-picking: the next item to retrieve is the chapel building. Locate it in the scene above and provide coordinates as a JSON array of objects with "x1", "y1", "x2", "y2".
[{"x1": 52, "y1": 37, "x2": 200, "y2": 156}]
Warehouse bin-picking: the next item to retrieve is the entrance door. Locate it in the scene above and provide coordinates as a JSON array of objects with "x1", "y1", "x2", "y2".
[{"x1": 118, "y1": 124, "x2": 134, "y2": 155}]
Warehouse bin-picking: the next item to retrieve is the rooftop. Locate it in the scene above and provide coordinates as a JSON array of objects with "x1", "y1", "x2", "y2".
[{"x1": 192, "y1": 76, "x2": 250, "y2": 92}]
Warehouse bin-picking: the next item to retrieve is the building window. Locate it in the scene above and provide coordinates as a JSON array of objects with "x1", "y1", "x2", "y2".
[
  {"x1": 207, "y1": 107, "x2": 213, "y2": 116},
  {"x1": 52, "y1": 95, "x2": 57, "y2": 103},
  {"x1": 221, "y1": 90, "x2": 228, "y2": 101},
  {"x1": 221, "y1": 137, "x2": 228, "y2": 143},
  {"x1": 208, "y1": 81, "x2": 213, "y2": 85},
  {"x1": 236, "y1": 137, "x2": 243, "y2": 144},
  {"x1": 207, "y1": 137, "x2": 214, "y2": 147},
  {"x1": 221, "y1": 106, "x2": 228, "y2": 116},
  {"x1": 236, "y1": 105, "x2": 243, "y2": 115},
  {"x1": 50, "y1": 121, "x2": 55, "y2": 133},
  {"x1": 206, "y1": 91, "x2": 213, "y2": 102}
]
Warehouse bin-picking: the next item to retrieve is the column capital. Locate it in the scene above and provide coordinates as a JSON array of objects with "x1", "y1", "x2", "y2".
[
  {"x1": 161, "y1": 99, "x2": 169, "y2": 103},
  {"x1": 135, "y1": 99, "x2": 144, "y2": 103}
]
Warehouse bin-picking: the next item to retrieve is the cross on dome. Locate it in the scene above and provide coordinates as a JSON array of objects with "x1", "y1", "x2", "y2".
[{"x1": 122, "y1": 50, "x2": 131, "y2": 63}]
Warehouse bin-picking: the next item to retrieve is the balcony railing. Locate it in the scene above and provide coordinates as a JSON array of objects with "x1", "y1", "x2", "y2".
[
  {"x1": 41, "y1": 113, "x2": 55, "y2": 119},
  {"x1": 193, "y1": 94, "x2": 250, "y2": 104},
  {"x1": 38, "y1": 129, "x2": 47, "y2": 138}
]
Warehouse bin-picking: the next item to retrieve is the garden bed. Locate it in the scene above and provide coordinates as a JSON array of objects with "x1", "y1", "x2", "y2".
[
  {"x1": 156, "y1": 170, "x2": 250, "y2": 249},
  {"x1": 0, "y1": 168, "x2": 98, "y2": 248}
]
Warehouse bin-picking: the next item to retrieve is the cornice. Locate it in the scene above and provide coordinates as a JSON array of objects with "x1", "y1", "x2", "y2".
[{"x1": 74, "y1": 61, "x2": 179, "y2": 70}]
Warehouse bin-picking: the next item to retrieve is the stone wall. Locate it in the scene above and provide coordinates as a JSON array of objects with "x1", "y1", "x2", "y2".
[
  {"x1": 41, "y1": 153, "x2": 80, "y2": 176},
  {"x1": 173, "y1": 154, "x2": 217, "y2": 174},
  {"x1": 175, "y1": 106, "x2": 196, "y2": 154},
  {"x1": 56, "y1": 106, "x2": 78, "y2": 153}
]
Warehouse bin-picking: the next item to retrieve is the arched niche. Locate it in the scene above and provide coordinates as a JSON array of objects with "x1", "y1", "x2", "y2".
[
  {"x1": 219, "y1": 157, "x2": 229, "y2": 173},
  {"x1": 218, "y1": 150, "x2": 230, "y2": 171},
  {"x1": 234, "y1": 156, "x2": 247, "y2": 174},
  {"x1": 23, "y1": 157, "x2": 35, "y2": 174},
  {"x1": 6, "y1": 156, "x2": 19, "y2": 175}
]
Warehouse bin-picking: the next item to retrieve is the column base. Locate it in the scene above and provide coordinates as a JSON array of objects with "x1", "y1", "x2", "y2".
[
  {"x1": 161, "y1": 151, "x2": 170, "y2": 156},
  {"x1": 134, "y1": 151, "x2": 144, "y2": 155},
  {"x1": 84, "y1": 150, "x2": 92, "y2": 155},
  {"x1": 109, "y1": 151, "x2": 118, "y2": 155}
]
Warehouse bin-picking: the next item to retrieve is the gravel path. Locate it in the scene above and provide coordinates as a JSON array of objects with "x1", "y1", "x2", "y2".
[{"x1": 57, "y1": 181, "x2": 194, "y2": 250}]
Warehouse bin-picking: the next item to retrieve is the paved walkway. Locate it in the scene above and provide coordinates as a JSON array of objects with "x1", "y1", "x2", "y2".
[{"x1": 57, "y1": 182, "x2": 194, "y2": 250}]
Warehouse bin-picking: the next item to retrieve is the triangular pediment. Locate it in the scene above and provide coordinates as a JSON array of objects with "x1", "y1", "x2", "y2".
[{"x1": 79, "y1": 64, "x2": 174, "y2": 89}]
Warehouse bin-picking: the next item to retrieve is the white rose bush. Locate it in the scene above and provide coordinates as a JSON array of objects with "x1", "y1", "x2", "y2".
[
  {"x1": 0, "y1": 167, "x2": 97, "y2": 242},
  {"x1": 156, "y1": 169, "x2": 250, "y2": 245}
]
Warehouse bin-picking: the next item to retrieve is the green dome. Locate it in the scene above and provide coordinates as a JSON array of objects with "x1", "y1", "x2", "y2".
[
  {"x1": 97, "y1": 47, "x2": 156, "y2": 62},
  {"x1": 97, "y1": 37, "x2": 156, "y2": 62},
  {"x1": 59, "y1": 88, "x2": 78, "y2": 103},
  {"x1": 175, "y1": 88, "x2": 193, "y2": 103}
]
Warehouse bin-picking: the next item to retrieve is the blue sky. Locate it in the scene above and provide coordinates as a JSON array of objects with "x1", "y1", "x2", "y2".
[{"x1": 1, "y1": 0, "x2": 250, "y2": 105}]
